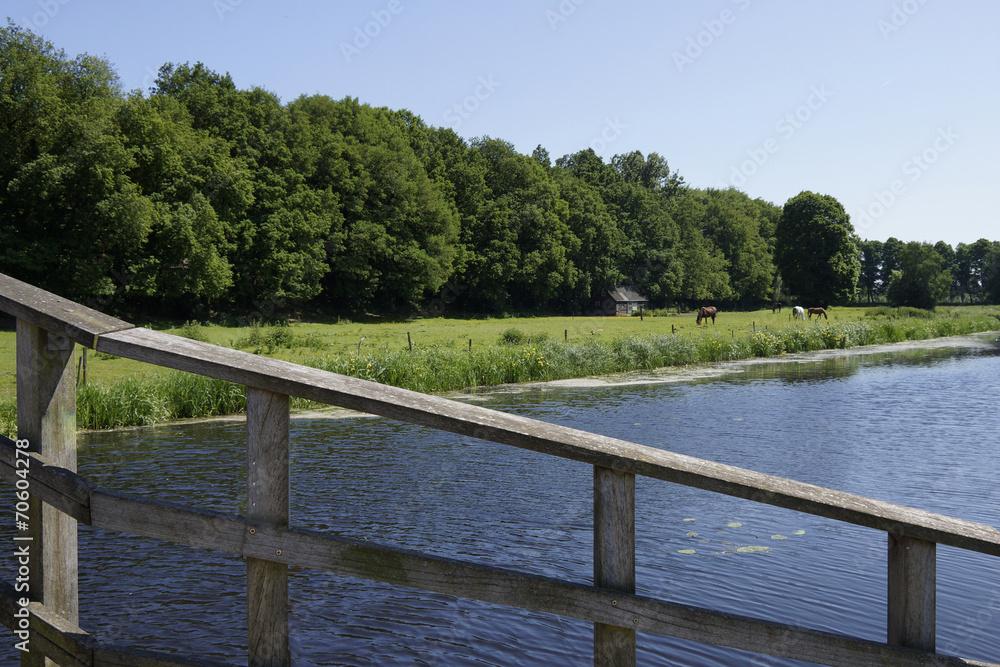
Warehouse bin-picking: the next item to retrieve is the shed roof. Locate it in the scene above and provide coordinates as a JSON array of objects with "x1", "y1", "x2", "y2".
[{"x1": 606, "y1": 285, "x2": 648, "y2": 303}]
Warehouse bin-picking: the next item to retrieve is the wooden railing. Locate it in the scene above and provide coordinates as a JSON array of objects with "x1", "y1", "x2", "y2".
[{"x1": 0, "y1": 271, "x2": 998, "y2": 667}]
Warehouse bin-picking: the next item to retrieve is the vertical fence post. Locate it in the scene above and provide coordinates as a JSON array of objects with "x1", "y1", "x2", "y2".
[
  {"x1": 246, "y1": 388, "x2": 290, "y2": 667},
  {"x1": 593, "y1": 466, "x2": 636, "y2": 666},
  {"x1": 887, "y1": 533, "x2": 936, "y2": 652},
  {"x1": 17, "y1": 320, "x2": 77, "y2": 667}
]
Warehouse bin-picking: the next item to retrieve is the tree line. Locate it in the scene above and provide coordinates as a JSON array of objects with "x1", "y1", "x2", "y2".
[{"x1": 1, "y1": 24, "x2": 998, "y2": 318}]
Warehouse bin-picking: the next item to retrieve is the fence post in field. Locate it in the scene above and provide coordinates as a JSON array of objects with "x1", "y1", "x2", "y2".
[
  {"x1": 17, "y1": 320, "x2": 78, "y2": 667},
  {"x1": 887, "y1": 533, "x2": 936, "y2": 651},
  {"x1": 246, "y1": 388, "x2": 291, "y2": 667},
  {"x1": 593, "y1": 466, "x2": 636, "y2": 666}
]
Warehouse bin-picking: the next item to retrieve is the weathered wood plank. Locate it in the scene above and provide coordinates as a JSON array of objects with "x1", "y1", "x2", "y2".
[
  {"x1": 0, "y1": 274, "x2": 132, "y2": 348},
  {"x1": 593, "y1": 466, "x2": 635, "y2": 666},
  {"x1": 96, "y1": 327, "x2": 1000, "y2": 558},
  {"x1": 889, "y1": 534, "x2": 936, "y2": 651},
  {"x1": 0, "y1": 435, "x2": 93, "y2": 525},
  {"x1": 86, "y1": 489, "x2": 998, "y2": 667},
  {"x1": 18, "y1": 320, "x2": 79, "y2": 667},
  {"x1": 246, "y1": 388, "x2": 290, "y2": 667},
  {"x1": 90, "y1": 489, "x2": 248, "y2": 554}
]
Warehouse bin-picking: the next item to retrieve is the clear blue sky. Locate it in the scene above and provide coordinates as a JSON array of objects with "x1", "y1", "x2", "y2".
[{"x1": 8, "y1": 0, "x2": 998, "y2": 246}]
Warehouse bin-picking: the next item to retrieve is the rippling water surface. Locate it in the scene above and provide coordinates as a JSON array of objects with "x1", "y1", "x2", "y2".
[{"x1": 2, "y1": 337, "x2": 999, "y2": 665}]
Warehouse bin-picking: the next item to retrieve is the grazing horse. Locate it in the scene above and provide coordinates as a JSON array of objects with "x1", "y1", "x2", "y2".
[
  {"x1": 791, "y1": 306, "x2": 805, "y2": 321},
  {"x1": 771, "y1": 300, "x2": 786, "y2": 314},
  {"x1": 696, "y1": 306, "x2": 718, "y2": 325},
  {"x1": 808, "y1": 307, "x2": 828, "y2": 320}
]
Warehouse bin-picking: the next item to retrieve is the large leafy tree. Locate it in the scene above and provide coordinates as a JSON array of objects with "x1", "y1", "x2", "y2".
[
  {"x1": 670, "y1": 191, "x2": 731, "y2": 304},
  {"x1": 559, "y1": 149, "x2": 684, "y2": 306},
  {"x1": 0, "y1": 23, "x2": 153, "y2": 302},
  {"x1": 931, "y1": 241, "x2": 958, "y2": 301},
  {"x1": 154, "y1": 64, "x2": 333, "y2": 309},
  {"x1": 984, "y1": 244, "x2": 1000, "y2": 305},
  {"x1": 550, "y1": 168, "x2": 625, "y2": 311},
  {"x1": 115, "y1": 93, "x2": 250, "y2": 307},
  {"x1": 472, "y1": 137, "x2": 580, "y2": 311},
  {"x1": 879, "y1": 237, "x2": 904, "y2": 295},
  {"x1": 610, "y1": 150, "x2": 685, "y2": 200},
  {"x1": 857, "y1": 239, "x2": 883, "y2": 303},
  {"x1": 886, "y1": 242, "x2": 952, "y2": 309},
  {"x1": 699, "y1": 188, "x2": 776, "y2": 306},
  {"x1": 955, "y1": 238, "x2": 994, "y2": 303},
  {"x1": 290, "y1": 96, "x2": 459, "y2": 312},
  {"x1": 775, "y1": 191, "x2": 860, "y2": 305}
]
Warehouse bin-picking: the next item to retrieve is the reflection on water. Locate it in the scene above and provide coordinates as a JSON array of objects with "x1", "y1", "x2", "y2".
[{"x1": 1, "y1": 337, "x2": 998, "y2": 665}]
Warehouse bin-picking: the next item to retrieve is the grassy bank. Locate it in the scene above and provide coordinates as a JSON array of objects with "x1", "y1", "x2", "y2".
[{"x1": 0, "y1": 306, "x2": 998, "y2": 435}]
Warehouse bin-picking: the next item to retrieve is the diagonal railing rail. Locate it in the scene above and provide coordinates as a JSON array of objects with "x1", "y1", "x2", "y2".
[{"x1": 0, "y1": 272, "x2": 998, "y2": 666}]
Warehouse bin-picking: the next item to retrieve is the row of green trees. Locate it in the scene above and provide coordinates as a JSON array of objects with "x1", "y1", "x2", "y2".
[
  {"x1": 1, "y1": 24, "x2": 997, "y2": 316},
  {"x1": 857, "y1": 237, "x2": 1000, "y2": 307}
]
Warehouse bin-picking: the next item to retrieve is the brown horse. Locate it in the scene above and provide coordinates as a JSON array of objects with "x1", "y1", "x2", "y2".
[
  {"x1": 808, "y1": 307, "x2": 828, "y2": 320},
  {"x1": 696, "y1": 306, "x2": 718, "y2": 325}
]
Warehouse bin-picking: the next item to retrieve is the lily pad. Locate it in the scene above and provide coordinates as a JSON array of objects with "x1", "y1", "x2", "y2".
[
  {"x1": 683, "y1": 518, "x2": 696, "y2": 522},
  {"x1": 736, "y1": 545, "x2": 770, "y2": 553},
  {"x1": 793, "y1": 530, "x2": 805, "y2": 535},
  {"x1": 727, "y1": 522, "x2": 743, "y2": 528},
  {"x1": 677, "y1": 549, "x2": 697, "y2": 555},
  {"x1": 771, "y1": 534, "x2": 787, "y2": 540},
  {"x1": 686, "y1": 532, "x2": 699, "y2": 537}
]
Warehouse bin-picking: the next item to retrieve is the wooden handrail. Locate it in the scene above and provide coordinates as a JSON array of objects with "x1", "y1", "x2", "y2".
[{"x1": 0, "y1": 274, "x2": 132, "y2": 349}]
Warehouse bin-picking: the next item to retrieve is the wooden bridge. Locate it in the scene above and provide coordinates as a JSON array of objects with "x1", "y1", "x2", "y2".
[{"x1": 0, "y1": 271, "x2": 998, "y2": 666}]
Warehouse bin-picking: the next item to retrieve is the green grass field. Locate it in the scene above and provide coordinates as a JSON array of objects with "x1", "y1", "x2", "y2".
[
  {"x1": 0, "y1": 306, "x2": 855, "y2": 401},
  {"x1": 1, "y1": 305, "x2": 998, "y2": 434}
]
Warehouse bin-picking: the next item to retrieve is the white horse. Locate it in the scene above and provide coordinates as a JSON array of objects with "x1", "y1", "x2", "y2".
[{"x1": 792, "y1": 306, "x2": 805, "y2": 321}]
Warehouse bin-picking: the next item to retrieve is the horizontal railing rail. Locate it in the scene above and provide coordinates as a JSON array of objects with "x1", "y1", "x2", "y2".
[{"x1": 1, "y1": 272, "x2": 998, "y2": 666}]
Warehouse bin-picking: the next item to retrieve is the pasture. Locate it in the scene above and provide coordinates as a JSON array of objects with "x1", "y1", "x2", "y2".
[
  {"x1": 1, "y1": 305, "x2": 998, "y2": 432},
  {"x1": 0, "y1": 306, "x2": 858, "y2": 401}
]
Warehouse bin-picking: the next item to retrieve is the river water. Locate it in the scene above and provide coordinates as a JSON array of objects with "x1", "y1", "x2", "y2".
[{"x1": 2, "y1": 335, "x2": 999, "y2": 665}]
